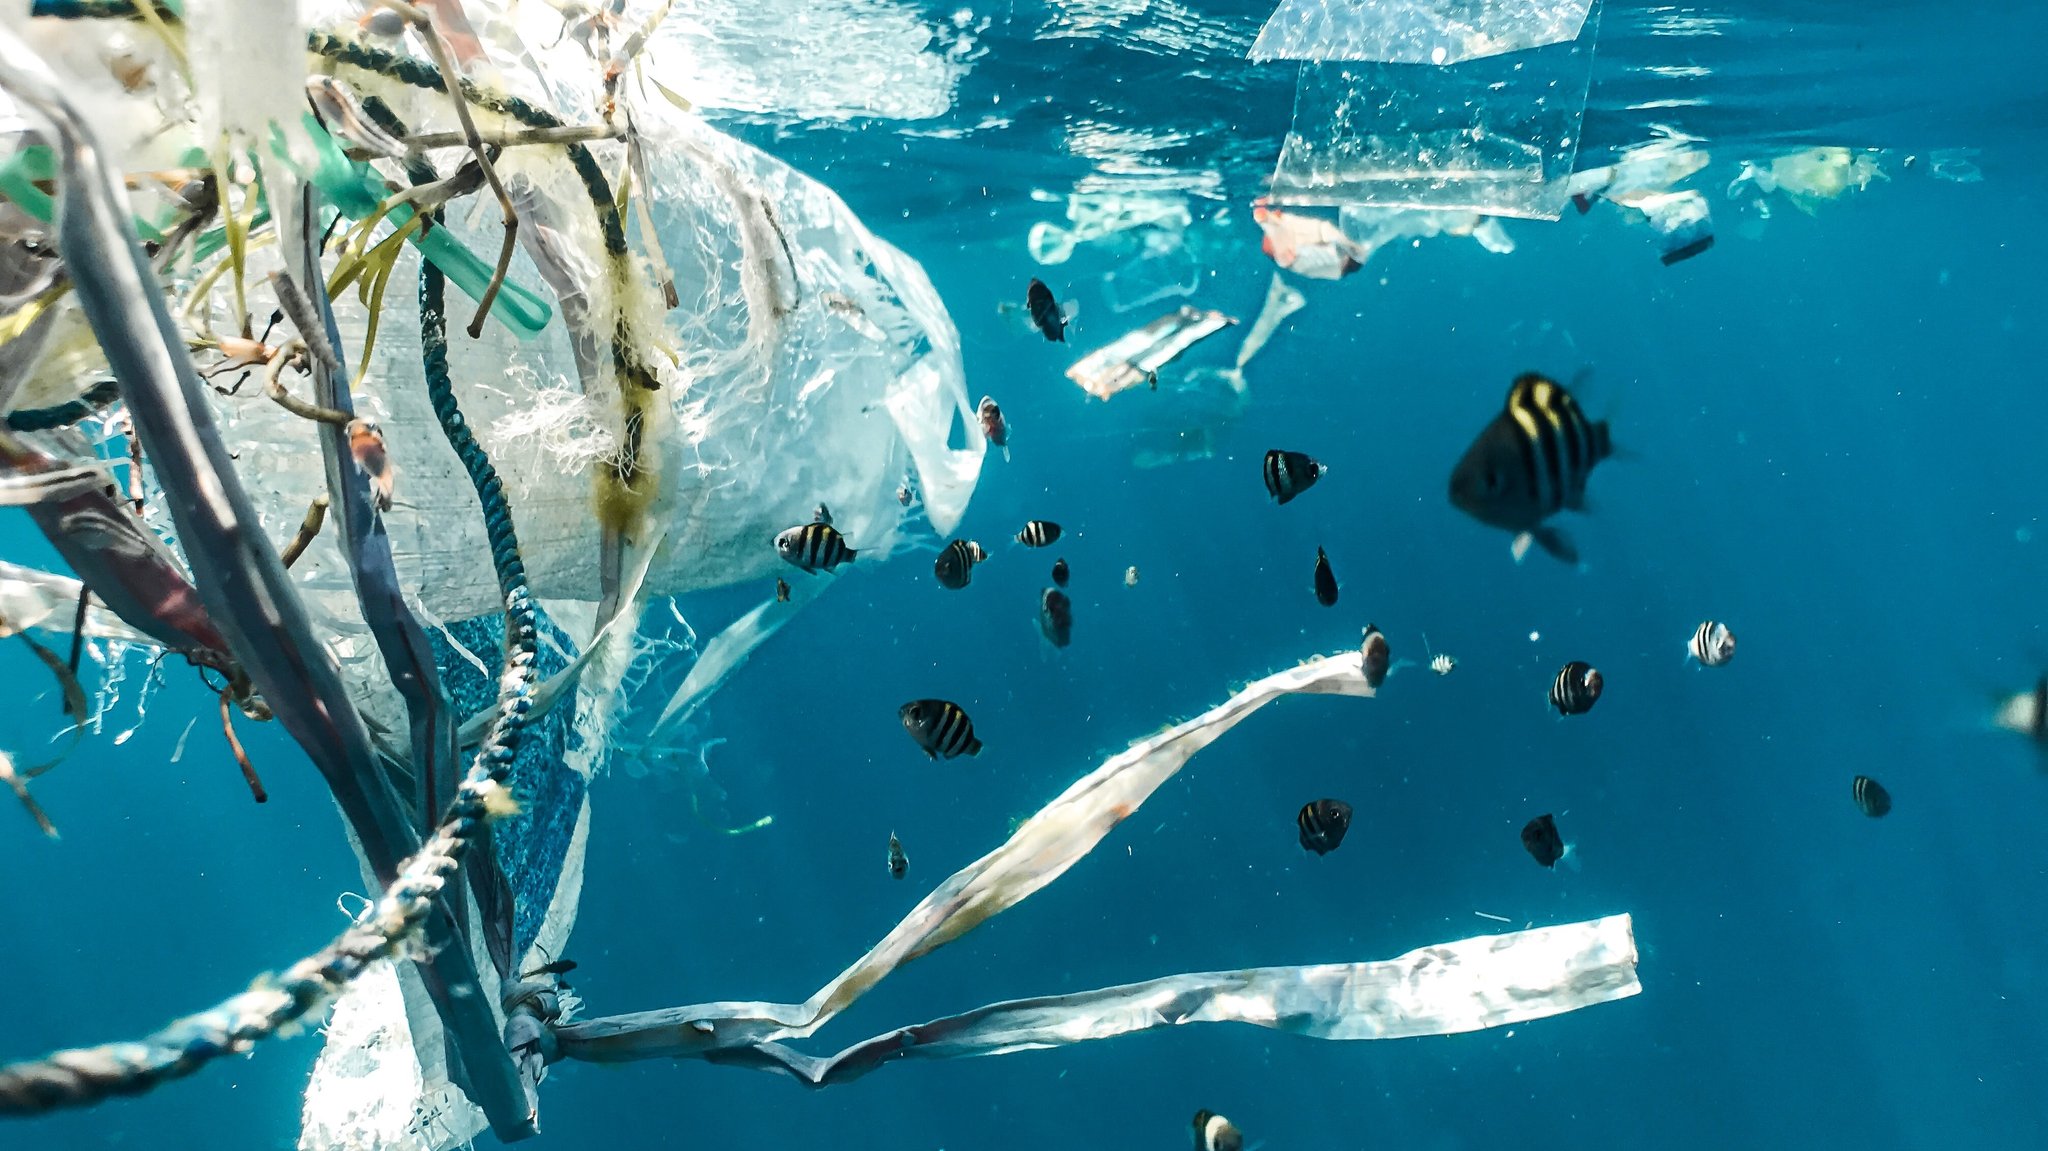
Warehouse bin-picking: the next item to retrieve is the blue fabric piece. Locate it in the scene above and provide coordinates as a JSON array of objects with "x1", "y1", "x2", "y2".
[{"x1": 429, "y1": 607, "x2": 587, "y2": 961}]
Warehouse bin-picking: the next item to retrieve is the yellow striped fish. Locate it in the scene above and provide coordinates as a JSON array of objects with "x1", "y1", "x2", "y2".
[{"x1": 1449, "y1": 372, "x2": 1613, "y2": 564}]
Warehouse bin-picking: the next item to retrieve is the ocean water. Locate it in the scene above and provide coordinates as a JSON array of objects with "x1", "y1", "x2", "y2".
[{"x1": 7, "y1": 2, "x2": 2048, "y2": 1150}]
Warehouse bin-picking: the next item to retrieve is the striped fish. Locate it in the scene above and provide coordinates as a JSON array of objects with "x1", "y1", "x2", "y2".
[
  {"x1": 1359, "y1": 624, "x2": 1391, "y2": 689},
  {"x1": 887, "y1": 832, "x2": 908, "y2": 879},
  {"x1": 1051, "y1": 557, "x2": 1070, "y2": 588},
  {"x1": 1297, "y1": 798, "x2": 1352, "y2": 856},
  {"x1": 899, "y1": 699, "x2": 982, "y2": 759},
  {"x1": 1851, "y1": 775, "x2": 1891, "y2": 818},
  {"x1": 1688, "y1": 620, "x2": 1736, "y2": 666},
  {"x1": 1192, "y1": 1110, "x2": 1244, "y2": 1151},
  {"x1": 934, "y1": 539, "x2": 987, "y2": 590},
  {"x1": 775, "y1": 577, "x2": 791, "y2": 603},
  {"x1": 1312, "y1": 546, "x2": 1338, "y2": 606},
  {"x1": 1550, "y1": 660, "x2": 1603, "y2": 716},
  {"x1": 1521, "y1": 813, "x2": 1565, "y2": 867},
  {"x1": 1263, "y1": 448, "x2": 1324, "y2": 505},
  {"x1": 774, "y1": 521, "x2": 857, "y2": 572},
  {"x1": 1017, "y1": 519, "x2": 1062, "y2": 547},
  {"x1": 1039, "y1": 587, "x2": 1073, "y2": 648},
  {"x1": 1448, "y1": 372, "x2": 1613, "y2": 564}
]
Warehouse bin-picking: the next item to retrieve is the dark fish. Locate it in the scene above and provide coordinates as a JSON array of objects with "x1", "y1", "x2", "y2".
[
  {"x1": 1550, "y1": 660, "x2": 1603, "y2": 716},
  {"x1": 1359, "y1": 624, "x2": 1391, "y2": 689},
  {"x1": 813, "y1": 503, "x2": 833, "y2": 526},
  {"x1": 1297, "y1": 798, "x2": 1352, "y2": 856},
  {"x1": 978, "y1": 395, "x2": 1009, "y2": 451},
  {"x1": 934, "y1": 538, "x2": 987, "y2": 590},
  {"x1": 521, "y1": 959, "x2": 577, "y2": 978},
  {"x1": 1017, "y1": 519, "x2": 1062, "y2": 547},
  {"x1": 775, "y1": 577, "x2": 791, "y2": 603},
  {"x1": 1851, "y1": 775, "x2": 1891, "y2": 818},
  {"x1": 1994, "y1": 675, "x2": 2048, "y2": 745},
  {"x1": 774, "y1": 521, "x2": 857, "y2": 572},
  {"x1": 1688, "y1": 620, "x2": 1736, "y2": 666},
  {"x1": 897, "y1": 483, "x2": 914, "y2": 506},
  {"x1": 1263, "y1": 448, "x2": 1324, "y2": 505},
  {"x1": 1039, "y1": 587, "x2": 1073, "y2": 648},
  {"x1": 887, "y1": 832, "x2": 909, "y2": 878},
  {"x1": 1312, "y1": 546, "x2": 1338, "y2": 607},
  {"x1": 1026, "y1": 277, "x2": 1069, "y2": 342},
  {"x1": 1051, "y1": 557, "x2": 1070, "y2": 588},
  {"x1": 1192, "y1": 1109, "x2": 1243, "y2": 1151},
  {"x1": 1521, "y1": 813, "x2": 1565, "y2": 867},
  {"x1": 1448, "y1": 372, "x2": 1613, "y2": 564},
  {"x1": 900, "y1": 698, "x2": 982, "y2": 759}
]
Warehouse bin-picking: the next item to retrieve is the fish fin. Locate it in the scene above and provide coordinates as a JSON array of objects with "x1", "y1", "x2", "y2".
[
  {"x1": 1060, "y1": 299, "x2": 1079, "y2": 323},
  {"x1": 964, "y1": 735, "x2": 984, "y2": 757},
  {"x1": 1530, "y1": 525, "x2": 1578, "y2": 565},
  {"x1": 1001, "y1": 446, "x2": 1012, "y2": 463},
  {"x1": 1510, "y1": 532, "x2": 1534, "y2": 564},
  {"x1": 1558, "y1": 841, "x2": 1583, "y2": 873},
  {"x1": 1571, "y1": 193, "x2": 1597, "y2": 214}
]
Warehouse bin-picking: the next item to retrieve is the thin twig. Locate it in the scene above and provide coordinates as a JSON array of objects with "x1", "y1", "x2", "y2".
[
  {"x1": 279, "y1": 495, "x2": 330, "y2": 568},
  {"x1": 218, "y1": 689, "x2": 267, "y2": 804},
  {"x1": 262, "y1": 342, "x2": 350, "y2": 426},
  {"x1": 372, "y1": 0, "x2": 519, "y2": 340}
]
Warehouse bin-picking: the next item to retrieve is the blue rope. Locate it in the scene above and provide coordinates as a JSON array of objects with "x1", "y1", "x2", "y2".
[{"x1": 419, "y1": 261, "x2": 537, "y2": 768}]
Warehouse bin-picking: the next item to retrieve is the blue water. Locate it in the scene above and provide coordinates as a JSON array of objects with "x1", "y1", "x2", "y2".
[{"x1": 9, "y1": 2, "x2": 2048, "y2": 1149}]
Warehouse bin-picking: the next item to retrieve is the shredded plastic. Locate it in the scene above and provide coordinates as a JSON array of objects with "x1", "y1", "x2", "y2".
[{"x1": 1066, "y1": 307, "x2": 1237, "y2": 401}]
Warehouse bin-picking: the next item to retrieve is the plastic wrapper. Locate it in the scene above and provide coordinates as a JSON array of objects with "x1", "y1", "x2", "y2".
[
  {"x1": 1102, "y1": 230, "x2": 1201, "y2": 313},
  {"x1": 1066, "y1": 307, "x2": 1237, "y2": 401},
  {"x1": 1028, "y1": 191, "x2": 1193, "y2": 265},
  {"x1": 1250, "y1": 0, "x2": 1598, "y2": 65},
  {"x1": 554, "y1": 652, "x2": 1641, "y2": 1074},
  {"x1": 1726, "y1": 146, "x2": 1888, "y2": 217}
]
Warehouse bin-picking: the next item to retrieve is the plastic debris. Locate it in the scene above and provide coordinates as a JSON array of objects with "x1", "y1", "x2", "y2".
[
  {"x1": 1254, "y1": 200, "x2": 1366, "y2": 280},
  {"x1": 1066, "y1": 307, "x2": 1238, "y2": 401},
  {"x1": 1237, "y1": 274, "x2": 1307, "y2": 371},
  {"x1": 1249, "y1": 0, "x2": 1599, "y2": 65},
  {"x1": 1028, "y1": 192, "x2": 1194, "y2": 266},
  {"x1": 1727, "y1": 146, "x2": 1889, "y2": 216},
  {"x1": 1567, "y1": 143, "x2": 1716, "y2": 263}
]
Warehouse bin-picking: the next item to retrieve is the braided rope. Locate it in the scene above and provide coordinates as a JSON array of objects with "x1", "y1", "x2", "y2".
[{"x1": 0, "y1": 240, "x2": 543, "y2": 1130}]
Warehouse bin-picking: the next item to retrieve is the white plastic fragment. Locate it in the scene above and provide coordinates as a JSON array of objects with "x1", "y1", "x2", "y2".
[
  {"x1": 1249, "y1": 0, "x2": 1597, "y2": 65},
  {"x1": 1065, "y1": 307, "x2": 1237, "y2": 401}
]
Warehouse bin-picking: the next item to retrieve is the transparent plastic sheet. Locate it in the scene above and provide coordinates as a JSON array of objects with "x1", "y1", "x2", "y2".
[
  {"x1": 1249, "y1": 0, "x2": 1596, "y2": 65},
  {"x1": 1263, "y1": 3, "x2": 1602, "y2": 219},
  {"x1": 555, "y1": 652, "x2": 1641, "y2": 1072},
  {"x1": 1027, "y1": 191, "x2": 1192, "y2": 266}
]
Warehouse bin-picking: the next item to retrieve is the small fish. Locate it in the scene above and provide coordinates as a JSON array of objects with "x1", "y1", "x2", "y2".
[
  {"x1": 1851, "y1": 775, "x2": 1892, "y2": 818},
  {"x1": 899, "y1": 699, "x2": 982, "y2": 759},
  {"x1": 775, "y1": 521, "x2": 858, "y2": 573},
  {"x1": 1359, "y1": 624, "x2": 1391, "y2": 689},
  {"x1": 1026, "y1": 278, "x2": 1074, "y2": 342},
  {"x1": 813, "y1": 503, "x2": 833, "y2": 526},
  {"x1": 1448, "y1": 372, "x2": 1614, "y2": 564},
  {"x1": 1263, "y1": 448, "x2": 1325, "y2": 505},
  {"x1": 1192, "y1": 1109, "x2": 1244, "y2": 1151},
  {"x1": 897, "y1": 483, "x2": 914, "y2": 506},
  {"x1": 1312, "y1": 547, "x2": 1338, "y2": 606},
  {"x1": 1039, "y1": 587, "x2": 1073, "y2": 648},
  {"x1": 346, "y1": 417, "x2": 396, "y2": 512},
  {"x1": 1993, "y1": 675, "x2": 2048, "y2": 745},
  {"x1": 934, "y1": 539, "x2": 987, "y2": 590},
  {"x1": 1297, "y1": 798, "x2": 1353, "y2": 856},
  {"x1": 1688, "y1": 620, "x2": 1736, "y2": 666},
  {"x1": 1550, "y1": 660, "x2": 1603, "y2": 716},
  {"x1": 978, "y1": 395, "x2": 1010, "y2": 459},
  {"x1": 521, "y1": 959, "x2": 578, "y2": 978},
  {"x1": 1051, "y1": 557, "x2": 1070, "y2": 588},
  {"x1": 1521, "y1": 813, "x2": 1566, "y2": 868},
  {"x1": 775, "y1": 577, "x2": 791, "y2": 603},
  {"x1": 1124, "y1": 565, "x2": 1140, "y2": 588},
  {"x1": 1017, "y1": 520, "x2": 1062, "y2": 547},
  {"x1": 887, "y1": 832, "x2": 909, "y2": 878}
]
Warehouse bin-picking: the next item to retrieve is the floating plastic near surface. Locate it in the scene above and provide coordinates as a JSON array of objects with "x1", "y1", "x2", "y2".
[
  {"x1": 1260, "y1": 2, "x2": 1604, "y2": 219},
  {"x1": 1066, "y1": 307, "x2": 1237, "y2": 401},
  {"x1": 1250, "y1": 0, "x2": 1597, "y2": 65}
]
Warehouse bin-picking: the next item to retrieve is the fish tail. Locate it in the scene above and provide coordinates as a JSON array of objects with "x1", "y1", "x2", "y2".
[
  {"x1": 964, "y1": 734, "x2": 984, "y2": 757},
  {"x1": 1591, "y1": 419, "x2": 1614, "y2": 460},
  {"x1": 843, "y1": 547, "x2": 859, "y2": 562}
]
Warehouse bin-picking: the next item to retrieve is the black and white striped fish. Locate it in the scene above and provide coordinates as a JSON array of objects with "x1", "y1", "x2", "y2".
[
  {"x1": 899, "y1": 699, "x2": 982, "y2": 759},
  {"x1": 775, "y1": 577, "x2": 791, "y2": 603},
  {"x1": 1851, "y1": 775, "x2": 1891, "y2": 818},
  {"x1": 1017, "y1": 520, "x2": 1062, "y2": 547},
  {"x1": 1521, "y1": 813, "x2": 1566, "y2": 867},
  {"x1": 887, "y1": 832, "x2": 909, "y2": 878},
  {"x1": 1192, "y1": 1110, "x2": 1244, "y2": 1151},
  {"x1": 1448, "y1": 372, "x2": 1613, "y2": 564},
  {"x1": 774, "y1": 521, "x2": 857, "y2": 572},
  {"x1": 1263, "y1": 448, "x2": 1325, "y2": 505},
  {"x1": 1312, "y1": 546, "x2": 1338, "y2": 606},
  {"x1": 1039, "y1": 587, "x2": 1073, "y2": 648},
  {"x1": 1550, "y1": 660, "x2": 1603, "y2": 716},
  {"x1": 1026, "y1": 278, "x2": 1075, "y2": 342},
  {"x1": 1051, "y1": 557, "x2": 1070, "y2": 588},
  {"x1": 1297, "y1": 798, "x2": 1352, "y2": 856},
  {"x1": 1994, "y1": 675, "x2": 2048, "y2": 746},
  {"x1": 1359, "y1": 624, "x2": 1391, "y2": 689},
  {"x1": 934, "y1": 539, "x2": 987, "y2": 590},
  {"x1": 1688, "y1": 620, "x2": 1736, "y2": 666}
]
